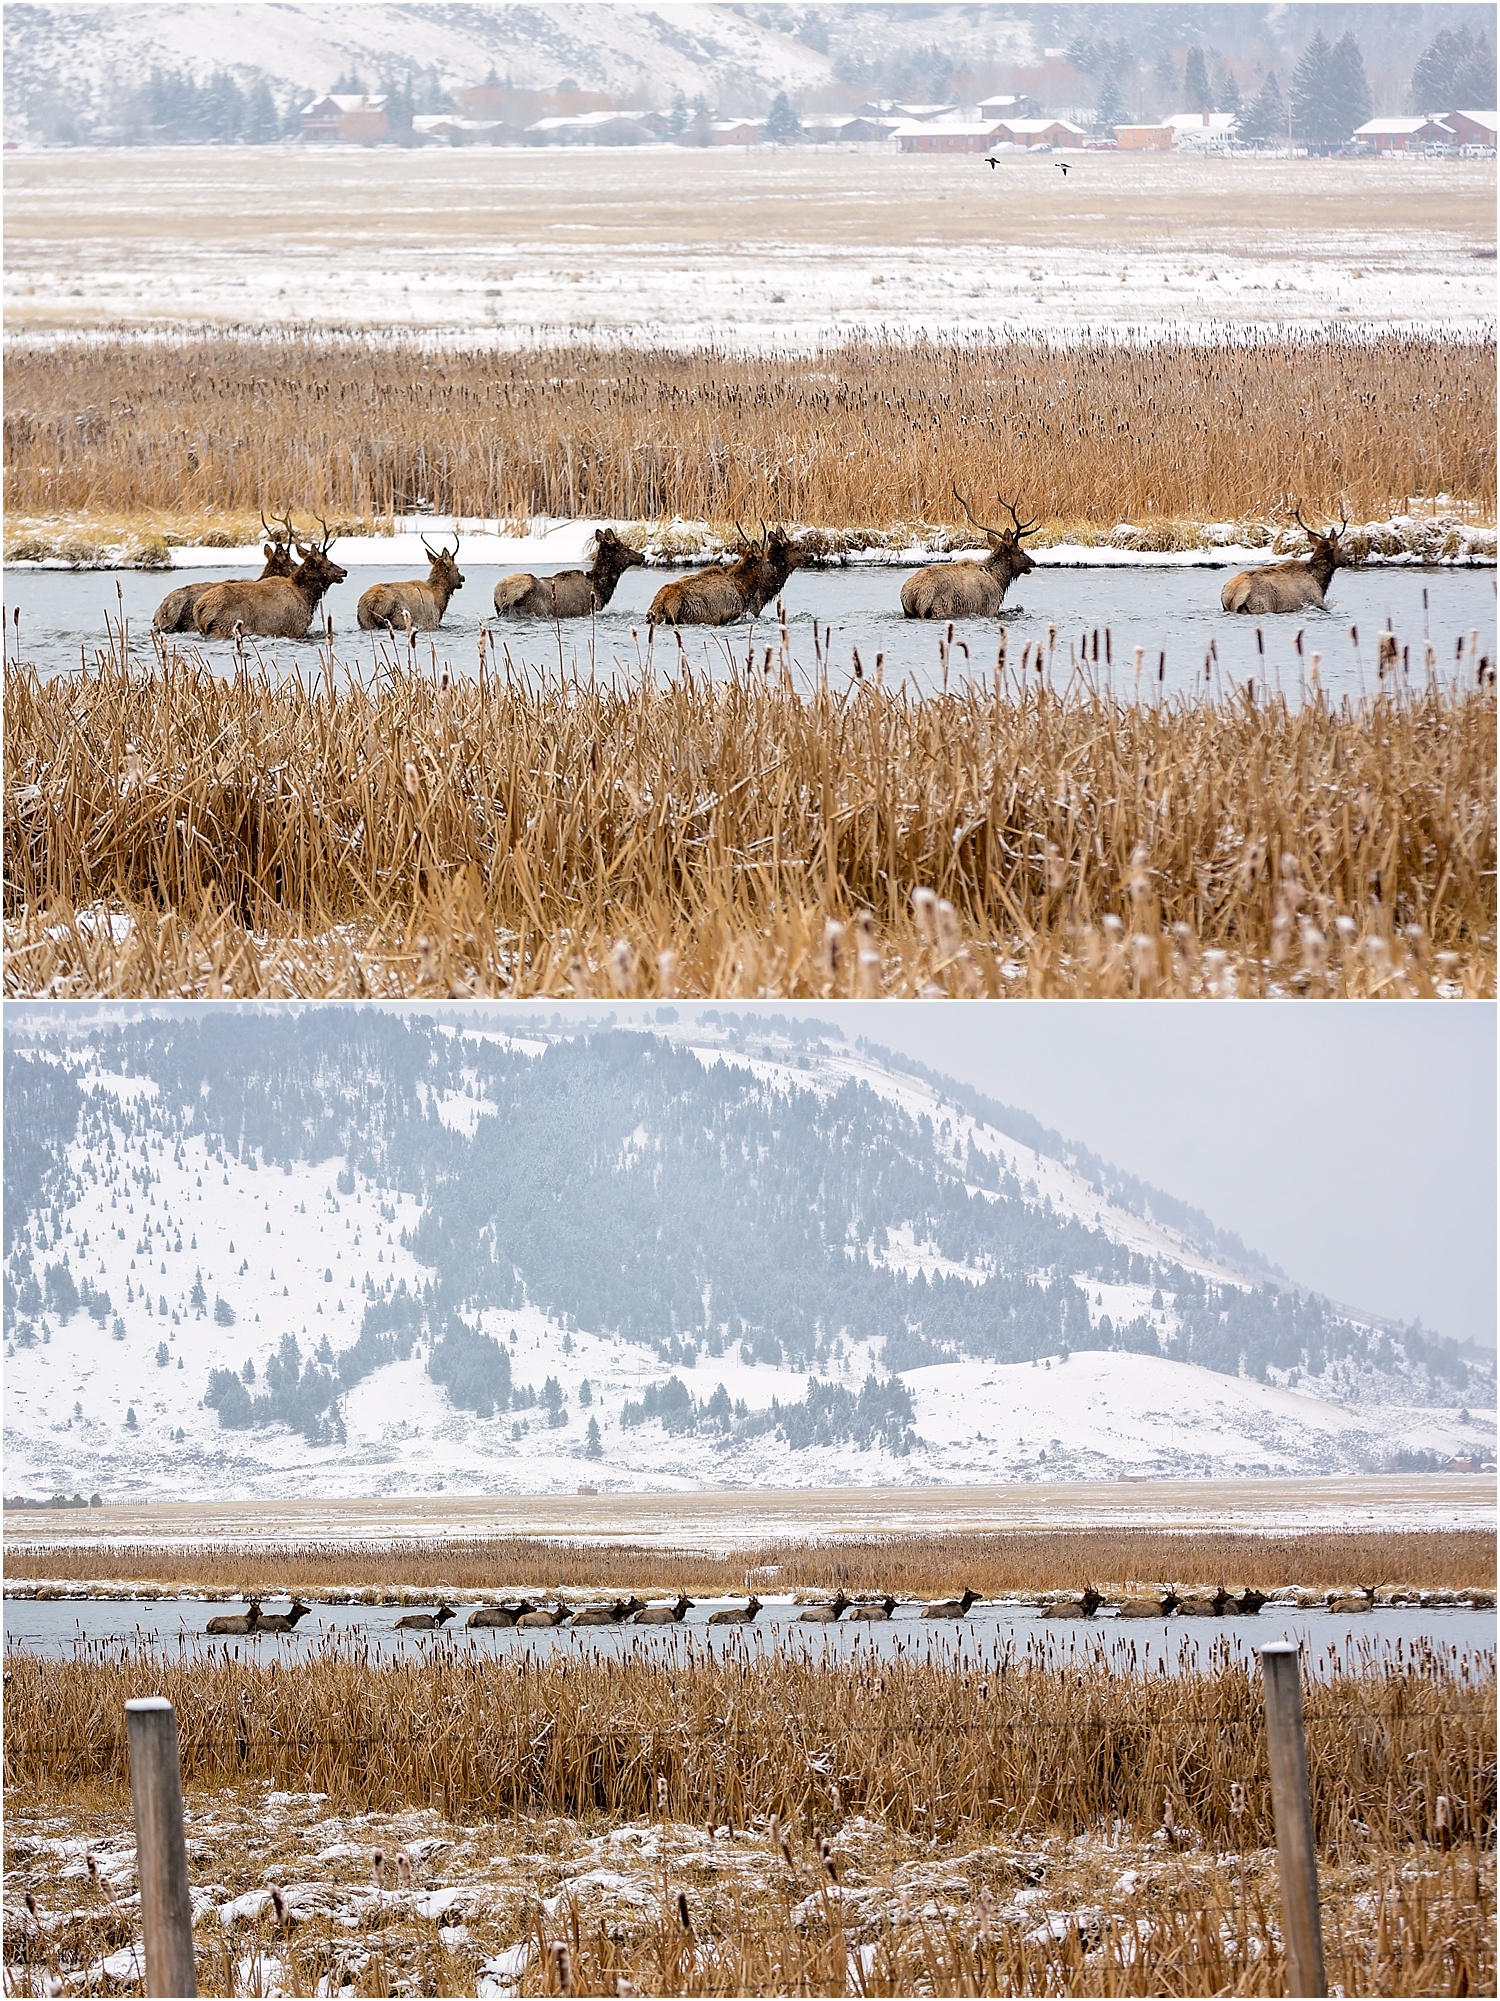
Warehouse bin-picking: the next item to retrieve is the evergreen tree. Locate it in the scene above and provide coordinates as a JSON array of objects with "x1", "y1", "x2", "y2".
[
  {"x1": 584, "y1": 1414, "x2": 603, "y2": 1458},
  {"x1": 1183, "y1": 46, "x2": 1212, "y2": 114},
  {"x1": 766, "y1": 91, "x2": 802, "y2": 142},
  {"x1": 242, "y1": 80, "x2": 280, "y2": 143},
  {"x1": 1289, "y1": 31, "x2": 1342, "y2": 148},
  {"x1": 1218, "y1": 68, "x2": 1242, "y2": 119},
  {"x1": 1325, "y1": 32, "x2": 1373, "y2": 141},
  {"x1": 125, "y1": 1406, "x2": 138, "y2": 1430},
  {"x1": 1411, "y1": 24, "x2": 1497, "y2": 110},
  {"x1": 1095, "y1": 70, "x2": 1127, "y2": 133}
]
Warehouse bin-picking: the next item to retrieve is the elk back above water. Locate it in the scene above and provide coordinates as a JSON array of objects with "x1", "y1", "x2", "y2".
[
  {"x1": 647, "y1": 528, "x2": 807, "y2": 627},
  {"x1": 493, "y1": 529, "x2": 645, "y2": 619},
  {"x1": 195, "y1": 524, "x2": 347, "y2": 639},
  {"x1": 1220, "y1": 512, "x2": 1349, "y2": 614},
  {"x1": 154, "y1": 531, "x2": 295, "y2": 633}
]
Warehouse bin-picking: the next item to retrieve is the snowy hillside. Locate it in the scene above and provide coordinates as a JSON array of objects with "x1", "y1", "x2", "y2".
[{"x1": 3, "y1": 1011, "x2": 1492, "y2": 1502}]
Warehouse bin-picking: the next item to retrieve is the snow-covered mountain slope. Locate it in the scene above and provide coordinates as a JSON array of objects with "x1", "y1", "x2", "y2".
[
  {"x1": 3, "y1": 2, "x2": 843, "y2": 111},
  {"x1": 4, "y1": 1012, "x2": 1492, "y2": 1501}
]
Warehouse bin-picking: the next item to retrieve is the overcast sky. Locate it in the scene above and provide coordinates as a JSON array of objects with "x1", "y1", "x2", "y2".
[{"x1": 539, "y1": 1000, "x2": 1496, "y2": 1350}]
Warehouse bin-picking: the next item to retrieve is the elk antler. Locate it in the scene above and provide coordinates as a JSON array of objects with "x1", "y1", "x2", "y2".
[
  {"x1": 1001, "y1": 496, "x2": 1040, "y2": 538},
  {"x1": 315, "y1": 514, "x2": 333, "y2": 552}
]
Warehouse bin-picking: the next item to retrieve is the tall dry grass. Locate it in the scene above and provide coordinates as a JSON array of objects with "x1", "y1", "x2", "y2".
[
  {"x1": 4, "y1": 330, "x2": 1493, "y2": 531},
  {"x1": 5, "y1": 1632, "x2": 1492, "y2": 1847},
  {"x1": 5, "y1": 654, "x2": 1494, "y2": 999},
  {"x1": 5, "y1": 1528, "x2": 1493, "y2": 1599}
]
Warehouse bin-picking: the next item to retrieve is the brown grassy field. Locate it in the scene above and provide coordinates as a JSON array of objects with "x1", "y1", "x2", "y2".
[
  {"x1": 5, "y1": 654, "x2": 1494, "y2": 999},
  {"x1": 5, "y1": 1526, "x2": 1493, "y2": 1601},
  {"x1": 4, "y1": 1636, "x2": 1493, "y2": 1994},
  {"x1": 3, "y1": 330, "x2": 1491, "y2": 539}
]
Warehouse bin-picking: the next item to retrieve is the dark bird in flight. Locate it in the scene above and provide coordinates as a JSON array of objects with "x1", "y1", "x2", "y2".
[
  {"x1": 986, "y1": 155, "x2": 997, "y2": 168},
  {"x1": 1058, "y1": 161, "x2": 1070, "y2": 176}
]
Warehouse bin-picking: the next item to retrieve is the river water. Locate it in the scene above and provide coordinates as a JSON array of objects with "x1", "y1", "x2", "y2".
[
  {"x1": 5, "y1": 561, "x2": 1493, "y2": 704},
  {"x1": 5, "y1": 1595, "x2": 1492, "y2": 1677}
]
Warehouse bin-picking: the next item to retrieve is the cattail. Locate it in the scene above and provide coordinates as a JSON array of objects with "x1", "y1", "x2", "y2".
[
  {"x1": 911, "y1": 885, "x2": 937, "y2": 943},
  {"x1": 1228, "y1": 1781, "x2": 1246, "y2": 1818},
  {"x1": 820, "y1": 1835, "x2": 838, "y2": 1883},
  {"x1": 610, "y1": 938, "x2": 635, "y2": 995},
  {"x1": 978, "y1": 1884, "x2": 994, "y2": 1941},
  {"x1": 396, "y1": 1853, "x2": 412, "y2": 1888},
  {"x1": 676, "y1": 1889, "x2": 692, "y2": 1931},
  {"x1": 823, "y1": 918, "x2": 845, "y2": 978},
  {"x1": 657, "y1": 1773, "x2": 668, "y2": 1814},
  {"x1": 372, "y1": 1850, "x2": 385, "y2": 1889},
  {"x1": 404, "y1": 759, "x2": 419, "y2": 796},
  {"x1": 550, "y1": 1940, "x2": 575, "y2": 1992}
]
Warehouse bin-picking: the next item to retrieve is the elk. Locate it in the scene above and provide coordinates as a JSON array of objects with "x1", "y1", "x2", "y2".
[
  {"x1": 493, "y1": 528, "x2": 645, "y2": 618},
  {"x1": 634, "y1": 1593, "x2": 694, "y2": 1624},
  {"x1": 647, "y1": 526, "x2": 808, "y2": 627},
  {"x1": 1326, "y1": 1585, "x2": 1375, "y2": 1614},
  {"x1": 795, "y1": 1589, "x2": 850, "y2": 1623},
  {"x1": 901, "y1": 490, "x2": 1037, "y2": 619},
  {"x1": 708, "y1": 1595, "x2": 762, "y2": 1625},
  {"x1": 358, "y1": 533, "x2": 465, "y2": 631},
  {"x1": 845, "y1": 1594, "x2": 898, "y2": 1621},
  {"x1": 1115, "y1": 1588, "x2": 1179, "y2": 1619},
  {"x1": 922, "y1": 1587, "x2": 980, "y2": 1619},
  {"x1": 1220, "y1": 509, "x2": 1350, "y2": 613},
  {"x1": 195, "y1": 518, "x2": 348, "y2": 638},
  {"x1": 569, "y1": 1595, "x2": 647, "y2": 1627},
  {"x1": 394, "y1": 1604, "x2": 456, "y2": 1631},
  {"x1": 1173, "y1": 1585, "x2": 1230, "y2": 1617},
  {"x1": 1040, "y1": 1585, "x2": 1104, "y2": 1619},
  {"x1": 1226, "y1": 1587, "x2": 1268, "y2": 1616},
  {"x1": 154, "y1": 514, "x2": 295, "y2": 632},
  {"x1": 467, "y1": 1599, "x2": 536, "y2": 1629},
  {"x1": 516, "y1": 1601, "x2": 570, "y2": 1628},
  {"x1": 206, "y1": 1601, "x2": 262, "y2": 1635},
  {"x1": 256, "y1": 1599, "x2": 313, "y2": 1634}
]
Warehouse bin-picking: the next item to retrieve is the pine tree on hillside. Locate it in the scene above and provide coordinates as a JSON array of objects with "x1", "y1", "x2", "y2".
[
  {"x1": 1095, "y1": 70, "x2": 1127, "y2": 133},
  {"x1": 766, "y1": 92, "x2": 801, "y2": 142},
  {"x1": 1411, "y1": 24, "x2": 1497, "y2": 110},
  {"x1": 584, "y1": 1415, "x2": 603, "y2": 1459},
  {"x1": 1218, "y1": 68, "x2": 1242, "y2": 118},
  {"x1": 1183, "y1": 46, "x2": 1212, "y2": 114}
]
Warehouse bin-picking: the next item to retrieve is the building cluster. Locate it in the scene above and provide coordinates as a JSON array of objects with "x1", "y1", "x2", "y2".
[{"x1": 298, "y1": 89, "x2": 1498, "y2": 156}]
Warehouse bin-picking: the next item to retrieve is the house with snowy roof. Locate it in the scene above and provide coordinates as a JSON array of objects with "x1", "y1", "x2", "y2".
[
  {"x1": 1353, "y1": 114, "x2": 1458, "y2": 151},
  {"x1": 1163, "y1": 110, "x2": 1238, "y2": 146}
]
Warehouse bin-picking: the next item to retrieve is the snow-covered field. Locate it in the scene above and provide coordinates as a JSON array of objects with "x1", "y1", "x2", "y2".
[
  {"x1": 5, "y1": 1025, "x2": 1493, "y2": 1506},
  {"x1": 5, "y1": 149, "x2": 1493, "y2": 345}
]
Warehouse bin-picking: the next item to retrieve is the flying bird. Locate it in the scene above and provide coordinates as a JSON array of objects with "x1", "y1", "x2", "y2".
[
  {"x1": 986, "y1": 155, "x2": 997, "y2": 169},
  {"x1": 1058, "y1": 161, "x2": 1070, "y2": 176}
]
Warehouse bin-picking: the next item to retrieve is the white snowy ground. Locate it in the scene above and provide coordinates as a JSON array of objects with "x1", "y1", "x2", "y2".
[{"x1": 4, "y1": 1035, "x2": 1493, "y2": 1502}]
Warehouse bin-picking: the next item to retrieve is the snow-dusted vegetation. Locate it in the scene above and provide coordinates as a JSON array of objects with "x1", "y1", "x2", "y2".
[{"x1": 4, "y1": 1011, "x2": 1490, "y2": 1502}]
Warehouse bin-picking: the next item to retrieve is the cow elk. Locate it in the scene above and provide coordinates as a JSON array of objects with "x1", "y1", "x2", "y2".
[
  {"x1": 467, "y1": 1599, "x2": 537, "y2": 1629},
  {"x1": 394, "y1": 1604, "x2": 456, "y2": 1631},
  {"x1": 256, "y1": 1599, "x2": 313, "y2": 1634},
  {"x1": 195, "y1": 517, "x2": 348, "y2": 638},
  {"x1": 901, "y1": 490, "x2": 1037, "y2": 619},
  {"x1": 493, "y1": 528, "x2": 645, "y2": 618},
  {"x1": 634, "y1": 1594, "x2": 694, "y2": 1624},
  {"x1": 845, "y1": 1594, "x2": 898, "y2": 1621},
  {"x1": 206, "y1": 1601, "x2": 262, "y2": 1636},
  {"x1": 647, "y1": 526, "x2": 809, "y2": 627},
  {"x1": 154, "y1": 513, "x2": 295, "y2": 632},
  {"x1": 1041, "y1": 1585, "x2": 1104, "y2": 1619},
  {"x1": 1220, "y1": 509, "x2": 1350, "y2": 613},
  {"x1": 358, "y1": 533, "x2": 465, "y2": 631},
  {"x1": 516, "y1": 1601, "x2": 570, "y2": 1628},
  {"x1": 922, "y1": 1587, "x2": 980, "y2": 1619},
  {"x1": 795, "y1": 1589, "x2": 850, "y2": 1623},
  {"x1": 708, "y1": 1595, "x2": 763, "y2": 1625}
]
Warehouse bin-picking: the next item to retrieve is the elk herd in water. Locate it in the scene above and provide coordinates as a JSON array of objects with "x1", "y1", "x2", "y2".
[
  {"x1": 152, "y1": 502, "x2": 1356, "y2": 642},
  {"x1": 202, "y1": 1579, "x2": 1356, "y2": 1638}
]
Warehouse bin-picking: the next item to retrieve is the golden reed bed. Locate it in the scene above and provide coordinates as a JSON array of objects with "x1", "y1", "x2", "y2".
[
  {"x1": 4, "y1": 657, "x2": 1494, "y2": 999},
  {"x1": 6, "y1": 1527, "x2": 1492, "y2": 1601},
  {"x1": 4, "y1": 1638, "x2": 1493, "y2": 1995},
  {"x1": 3, "y1": 330, "x2": 1493, "y2": 537}
]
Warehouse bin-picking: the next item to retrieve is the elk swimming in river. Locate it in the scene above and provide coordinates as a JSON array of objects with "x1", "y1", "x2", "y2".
[
  {"x1": 195, "y1": 518, "x2": 348, "y2": 639},
  {"x1": 901, "y1": 490, "x2": 1037, "y2": 619},
  {"x1": 1220, "y1": 509, "x2": 1350, "y2": 614},
  {"x1": 492, "y1": 528, "x2": 645, "y2": 618},
  {"x1": 206, "y1": 1601, "x2": 263, "y2": 1635},
  {"x1": 647, "y1": 527, "x2": 809, "y2": 627},
  {"x1": 154, "y1": 514, "x2": 295, "y2": 632},
  {"x1": 357, "y1": 533, "x2": 465, "y2": 631}
]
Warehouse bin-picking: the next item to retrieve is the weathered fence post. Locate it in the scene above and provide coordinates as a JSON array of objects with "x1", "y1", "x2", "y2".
[
  {"x1": 124, "y1": 1697, "x2": 197, "y2": 1997},
  {"x1": 1259, "y1": 1642, "x2": 1326, "y2": 1998}
]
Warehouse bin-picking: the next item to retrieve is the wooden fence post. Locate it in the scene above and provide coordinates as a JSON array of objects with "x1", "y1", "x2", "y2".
[
  {"x1": 1259, "y1": 1642, "x2": 1326, "y2": 1998},
  {"x1": 125, "y1": 1697, "x2": 197, "y2": 1998}
]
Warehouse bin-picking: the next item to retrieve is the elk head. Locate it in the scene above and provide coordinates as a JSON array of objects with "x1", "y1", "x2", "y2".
[
  {"x1": 421, "y1": 530, "x2": 464, "y2": 593},
  {"x1": 293, "y1": 515, "x2": 348, "y2": 591},
  {"x1": 260, "y1": 509, "x2": 297, "y2": 576},
  {"x1": 954, "y1": 486, "x2": 1038, "y2": 574},
  {"x1": 1292, "y1": 504, "x2": 1349, "y2": 570},
  {"x1": 591, "y1": 527, "x2": 645, "y2": 572}
]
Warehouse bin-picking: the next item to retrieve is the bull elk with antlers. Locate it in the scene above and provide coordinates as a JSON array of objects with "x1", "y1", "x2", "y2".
[
  {"x1": 648, "y1": 526, "x2": 809, "y2": 627},
  {"x1": 901, "y1": 490, "x2": 1038, "y2": 619},
  {"x1": 153, "y1": 513, "x2": 296, "y2": 632},
  {"x1": 493, "y1": 527, "x2": 645, "y2": 619},
  {"x1": 195, "y1": 518, "x2": 348, "y2": 639},
  {"x1": 357, "y1": 532, "x2": 465, "y2": 631},
  {"x1": 1220, "y1": 509, "x2": 1350, "y2": 614}
]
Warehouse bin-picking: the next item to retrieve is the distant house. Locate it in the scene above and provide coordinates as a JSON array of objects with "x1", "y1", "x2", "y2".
[
  {"x1": 1163, "y1": 110, "x2": 1238, "y2": 145},
  {"x1": 976, "y1": 94, "x2": 1039, "y2": 121},
  {"x1": 889, "y1": 101, "x2": 958, "y2": 122},
  {"x1": 300, "y1": 93, "x2": 409, "y2": 144},
  {"x1": 1115, "y1": 124, "x2": 1174, "y2": 151},
  {"x1": 525, "y1": 111, "x2": 655, "y2": 145},
  {"x1": 894, "y1": 118, "x2": 1008, "y2": 154},
  {"x1": 412, "y1": 114, "x2": 524, "y2": 146},
  {"x1": 1436, "y1": 109, "x2": 1496, "y2": 148},
  {"x1": 988, "y1": 117, "x2": 1088, "y2": 148},
  {"x1": 707, "y1": 119, "x2": 764, "y2": 145},
  {"x1": 802, "y1": 114, "x2": 893, "y2": 143},
  {"x1": 1353, "y1": 115, "x2": 1456, "y2": 151}
]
